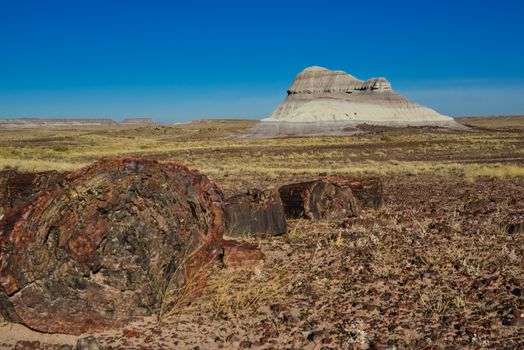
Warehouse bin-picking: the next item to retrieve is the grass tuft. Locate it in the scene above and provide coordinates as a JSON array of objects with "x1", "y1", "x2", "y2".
[{"x1": 194, "y1": 266, "x2": 288, "y2": 320}]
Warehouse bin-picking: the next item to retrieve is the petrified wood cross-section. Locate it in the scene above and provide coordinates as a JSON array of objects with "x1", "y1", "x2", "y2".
[
  {"x1": 278, "y1": 180, "x2": 360, "y2": 220},
  {"x1": 224, "y1": 188, "x2": 287, "y2": 236},
  {"x1": 0, "y1": 158, "x2": 225, "y2": 335}
]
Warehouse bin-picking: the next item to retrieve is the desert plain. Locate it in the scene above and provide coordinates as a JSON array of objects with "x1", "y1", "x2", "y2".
[{"x1": 0, "y1": 116, "x2": 523, "y2": 349}]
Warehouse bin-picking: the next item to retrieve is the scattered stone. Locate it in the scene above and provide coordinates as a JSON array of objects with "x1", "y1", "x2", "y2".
[
  {"x1": 224, "y1": 188, "x2": 287, "y2": 236},
  {"x1": 14, "y1": 341, "x2": 41, "y2": 350},
  {"x1": 307, "y1": 330, "x2": 323, "y2": 342},
  {"x1": 76, "y1": 336, "x2": 100, "y2": 350},
  {"x1": 501, "y1": 211, "x2": 524, "y2": 234},
  {"x1": 222, "y1": 240, "x2": 264, "y2": 268},
  {"x1": 512, "y1": 309, "x2": 524, "y2": 326},
  {"x1": 506, "y1": 222, "x2": 524, "y2": 234},
  {"x1": 462, "y1": 200, "x2": 486, "y2": 214},
  {"x1": 122, "y1": 328, "x2": 138, "y2": 338},
  {"x1": 322, "y1": 337, "x2": 333, "y2": 344},
  {"x1": 239, "y1": 340, "x2": 252, "y2": 348}
]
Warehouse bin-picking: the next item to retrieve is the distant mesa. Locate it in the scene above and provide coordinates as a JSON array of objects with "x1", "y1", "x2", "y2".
[
  {"x1": 0, "y1": 118, "x2": 117, "y2": 128},
  {"x1": 121, "y1": 117, "x2": 155, "y2": 125},
  {"x1": 0, "y1": 117, "x2": 156, "y2": 129},
  {"x1": 263, "y1": 66, "x2": 453, "y2": 123}
]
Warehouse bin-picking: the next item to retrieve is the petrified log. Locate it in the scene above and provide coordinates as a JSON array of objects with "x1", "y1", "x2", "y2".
[
  {"x1": 224, "y1": 189, "x2": 287, "y2": 236},
  {"x1": 278, "y1": 180, "x2": 360, "y2": 220},
  {"x1": 0, "y1": 170, "x2": 65, "y2": 217},
  {"x1": 323, "y1": 176, "x2": 383, "y2": 209},
  {"x1": 0, "y1": 158, "x2": 225, "y2": 335}
]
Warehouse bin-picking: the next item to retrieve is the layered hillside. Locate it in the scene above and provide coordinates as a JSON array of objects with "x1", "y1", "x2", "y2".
[{"x1": 263, "y1": 66, "x2": 452, "y2": 123}]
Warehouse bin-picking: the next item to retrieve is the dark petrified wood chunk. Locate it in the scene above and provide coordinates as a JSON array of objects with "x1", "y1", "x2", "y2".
[
  {"x1": 0, "y1": 158, "x2": 225, "y2": 335},
  {"x1": 323, "y1": 176, "x2": 383, "y2": 209},
  {"x1": 224, "y1": 188, "x2": 287, "y2": 236},
  {"x1": 278, "y1": 180, "x2": 360, "y2": 220}
]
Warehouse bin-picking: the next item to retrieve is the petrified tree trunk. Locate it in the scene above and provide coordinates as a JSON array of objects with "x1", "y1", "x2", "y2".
[
  {"x1": 278, "y1": 180, "x2": 360, "y2": 220},
  {"x1": 0, "y1": 158, "x2": 225, "y2": 335},
  {"x1": 323, "y1": 176, "x2": 383, "y2": 209},
  {"x1": 0, "y1": 170, "x2": 65, "y2": 217},
  {"x1": 224, "y1": 189, "x2": 287, "y2": 236}
]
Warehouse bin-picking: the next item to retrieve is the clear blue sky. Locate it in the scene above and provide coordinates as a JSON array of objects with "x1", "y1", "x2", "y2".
[{"x1": 1, "y1": 0, "x2": 523, "y2": 122}]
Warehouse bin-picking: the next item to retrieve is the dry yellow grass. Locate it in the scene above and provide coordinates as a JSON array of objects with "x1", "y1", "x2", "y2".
[
  {"x1": 456, "y1": 115, "x2": 524, "y2": 130},
  {"x1": 1, "y1": 121, "x2": 522, "y2": 181},
  {"x1": 199, "y1": 162, "x2": 524, "y2": 180},
  {"x1": 190, "y1": 266, "x2": 289, "y2": 320},
  {"x1": 0, "y1": 158, "x2": 86, "y2": 172}
]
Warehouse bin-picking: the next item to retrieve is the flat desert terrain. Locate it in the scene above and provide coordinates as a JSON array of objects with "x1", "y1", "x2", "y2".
[{"x1": 0, "y1": 117, "x2": 523, "y2": 349}]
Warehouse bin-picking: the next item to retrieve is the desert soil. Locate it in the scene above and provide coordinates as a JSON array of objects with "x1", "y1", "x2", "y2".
[{"x1": 0, "y1": 117, "x2": 523, "y2": 349}]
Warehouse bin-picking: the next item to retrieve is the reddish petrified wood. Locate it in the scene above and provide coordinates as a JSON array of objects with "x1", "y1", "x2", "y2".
[
  {"x1": 0, "y1": 170, "x2": 65, "y2": 217},
  {"x1": 278, "y1": 180, "x2": 360, "y2": 220},
  {"x1": 324, "y1": 176, "x2": 383, "y2": 209},
  {"x1": 222, "y1": 240, "x2": 265, "y2": 268},
  {"x1": 224, "y1": 188, "x2": 287, "y2": 236},
  {"x1": 0, "y1": 158, "x2": 226, "y2": 335}
]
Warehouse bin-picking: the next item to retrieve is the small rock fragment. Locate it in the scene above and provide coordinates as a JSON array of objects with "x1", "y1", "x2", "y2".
[
  {"x1": 222, "y1": 240, "x2": 264, "y2": 268},
  {"x1": 76, "y1": 336, "x2": 100, "y2": 350}
]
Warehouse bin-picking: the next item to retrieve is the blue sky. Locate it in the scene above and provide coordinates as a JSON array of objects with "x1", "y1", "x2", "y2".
[{"x1": 1, "y1": 0, "x2": 523, "y2": 122}]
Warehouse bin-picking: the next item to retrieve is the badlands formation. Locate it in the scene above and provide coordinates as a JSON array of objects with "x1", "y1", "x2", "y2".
[{"x1": 263, "y1": 66, "x2": 454, "y2": 124}]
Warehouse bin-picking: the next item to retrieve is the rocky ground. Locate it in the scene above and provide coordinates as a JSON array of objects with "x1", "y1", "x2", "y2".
[
  {"x1": 1, "y1": 175, "x2": 523, "y2": 349},
  {"x1": 0, "y1": 118, "x2": 523, "y2": 349}
]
